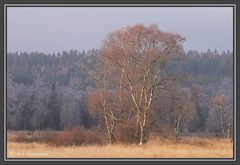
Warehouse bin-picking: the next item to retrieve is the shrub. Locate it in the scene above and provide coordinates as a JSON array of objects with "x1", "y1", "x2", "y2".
[
  {"x1": 50, "y1": 126, "x2": 104, "y2": 146},
  {"x1": 116, "y1": 124, "x2": 139, "y2": 144}
]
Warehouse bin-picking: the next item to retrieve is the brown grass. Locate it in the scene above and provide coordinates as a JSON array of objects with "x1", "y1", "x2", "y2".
[
  {"x1": 7, "y1": 131, "x2": 233, "y2": 158},
  {"x1": 8, "y1": 130, "x2": 57, "y2": 144}
]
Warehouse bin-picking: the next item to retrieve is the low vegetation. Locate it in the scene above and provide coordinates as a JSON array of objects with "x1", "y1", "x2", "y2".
[
  {"x1": 8, "y1": 128, "x2": 104, "y2": 146},
  {"x1": 7, "y1": 131, "x2": 233, "y2": 158}
]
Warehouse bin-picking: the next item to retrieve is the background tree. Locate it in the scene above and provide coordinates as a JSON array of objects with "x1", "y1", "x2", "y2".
[
  {"x1": 6, "y1": 45, "x2": 233, "y2": 135},
  {"x1": 30, "y1": 76, "x2": 50, "y2": 131},
  {"x1": 210, "y1": 94, "x2": 233, "y2": 141},
  {"x1": 48, "y1": 83, "x2": 61, "y2": 130},
  {"x1": 190, "y1": 84, "x2": 210, "y2": 132},
  {"x1": 170, "y1": 87, "x2": 195, "y2": 142},
  {"x1": 7, "y1": 74, "x2": 17, "y2": 129}
]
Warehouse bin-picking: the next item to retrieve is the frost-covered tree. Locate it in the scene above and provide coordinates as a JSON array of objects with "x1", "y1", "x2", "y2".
[
  {"x1": 7, "y1": 74, "x2": 17, "y2": 129},
  {"x1": 48, "y1": 83, "x2": 61, "y2": 130}
]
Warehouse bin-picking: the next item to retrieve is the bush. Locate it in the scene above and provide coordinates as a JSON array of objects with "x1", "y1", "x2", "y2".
[
  {"x1": 50, "y1": 126, "x2": 104, "y2": 146},
  {"x1": 116, "y1": 124, "x2": 139, "y2": 144}
]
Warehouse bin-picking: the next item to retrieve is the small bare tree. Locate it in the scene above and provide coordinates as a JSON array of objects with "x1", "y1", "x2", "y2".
[
  {"x1": 171, "y1": 88, "x2": 194, "y2": 142},
  {"x1": 88, "y1": 61, "x2": 128, "y2": 144},
  {"x1": 88, "y1": 63, "x2": 119, "y2": 144},
  {"x1": 210, "y1": 94, "x2": 233, "y2": 141}
]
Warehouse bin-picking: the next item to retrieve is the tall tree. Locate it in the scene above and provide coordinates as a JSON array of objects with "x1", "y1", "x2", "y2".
[{"x1": 101, "y1": 24, "x2": 185, "y2": 145}]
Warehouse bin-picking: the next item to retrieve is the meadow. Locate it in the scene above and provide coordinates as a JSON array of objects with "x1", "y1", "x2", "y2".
[{"x1": 7, "y1": 131, "x2": 233, "y2": 158}]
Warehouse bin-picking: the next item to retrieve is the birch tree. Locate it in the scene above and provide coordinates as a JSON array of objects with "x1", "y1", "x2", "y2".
[
  {"x1": 171, "y1": 87, "x2": 195, "y2": 142},
  {"x1": 210, "y1": 94, "x2": 233, "y2": 141},
  {"x1": 100, "y1": 24, "x2": 185, "y2": 145},
  {"x1": 88, "y1": 89, "x2": 120, "y2": 144}
]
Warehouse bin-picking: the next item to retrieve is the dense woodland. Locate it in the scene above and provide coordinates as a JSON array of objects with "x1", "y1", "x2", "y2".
[{"x1": 7, "y1": 24, "x2": 233, "y2": 144}]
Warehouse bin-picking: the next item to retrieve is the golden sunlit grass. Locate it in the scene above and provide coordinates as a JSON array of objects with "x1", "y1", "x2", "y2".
[{"x1": 7, "y1": 133, "x2": 233, "y2": 158}]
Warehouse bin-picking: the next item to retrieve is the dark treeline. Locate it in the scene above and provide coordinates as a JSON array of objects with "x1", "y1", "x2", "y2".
[
  {"x1": 7, "y1": 49, "x2": 233, "y2": 135},
  {"x1": 7, "y1": 49, "x2": 232, "y2": 87}
]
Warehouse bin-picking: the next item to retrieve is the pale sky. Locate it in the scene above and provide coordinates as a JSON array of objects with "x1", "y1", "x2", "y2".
[{"x1": 7, "y1": 7, "x2": 233, "y2": 54}]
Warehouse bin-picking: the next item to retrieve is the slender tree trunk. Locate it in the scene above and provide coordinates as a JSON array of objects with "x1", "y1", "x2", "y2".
[
  {"x1": 227, "y1": 123, "x2": 232, "y2": 142},
  {"x1": 128, "y1": 111, "x2": 132, "y2": 121},
  {"x1": 139, "y1": 124, "x2": 146, "y2": 146},
  {"x1": 135, "y1": 113, "x2": 140, "y2": 139},
  {"x1": 110, "y1": 132, "x2": 116, "y2": 144},
  {"x1": 98, "y1": 117, "x2": 101, "y2": 130},
  {"x1": 139, "y1": 111, "x2": 147, "y2": 146},
  {"x1": 220, "y1": 110, "x2": 225, "y2": 136},
  {"x1": 119, "y1": 71, "x2": 124, "y2": 113},
  {"x1": 104, "y1": 115, "x2": 116, "y2": 144},
  {"x1": 175, "y1": 114, "x2": 181, "y2": 143},
  {"x1": 104, "y1": 115, "x2": 112, "y2": 143},
  {"x1": 110, "y1": 116, "x2": 116, "y2": 144},
  {"x1": 222, "y1": 108, "x2": 232, "y2": 142},
  {"x1": 98, "y1": 112, "x2": 101, "y2": 131}
]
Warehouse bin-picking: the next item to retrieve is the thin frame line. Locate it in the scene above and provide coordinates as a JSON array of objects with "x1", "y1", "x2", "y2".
[{"x1": 4, "y1": 3, "x2": 237, "y2": 162}]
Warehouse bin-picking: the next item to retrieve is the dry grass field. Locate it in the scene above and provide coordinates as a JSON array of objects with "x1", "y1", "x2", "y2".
[{"x1": 7, "y1": 131, "x2": 233, "y2": 158}]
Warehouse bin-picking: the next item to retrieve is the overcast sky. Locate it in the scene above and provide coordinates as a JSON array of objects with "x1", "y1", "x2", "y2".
[{"x1": 7, "y1": 7, "x2": 233, "y2": 54}]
